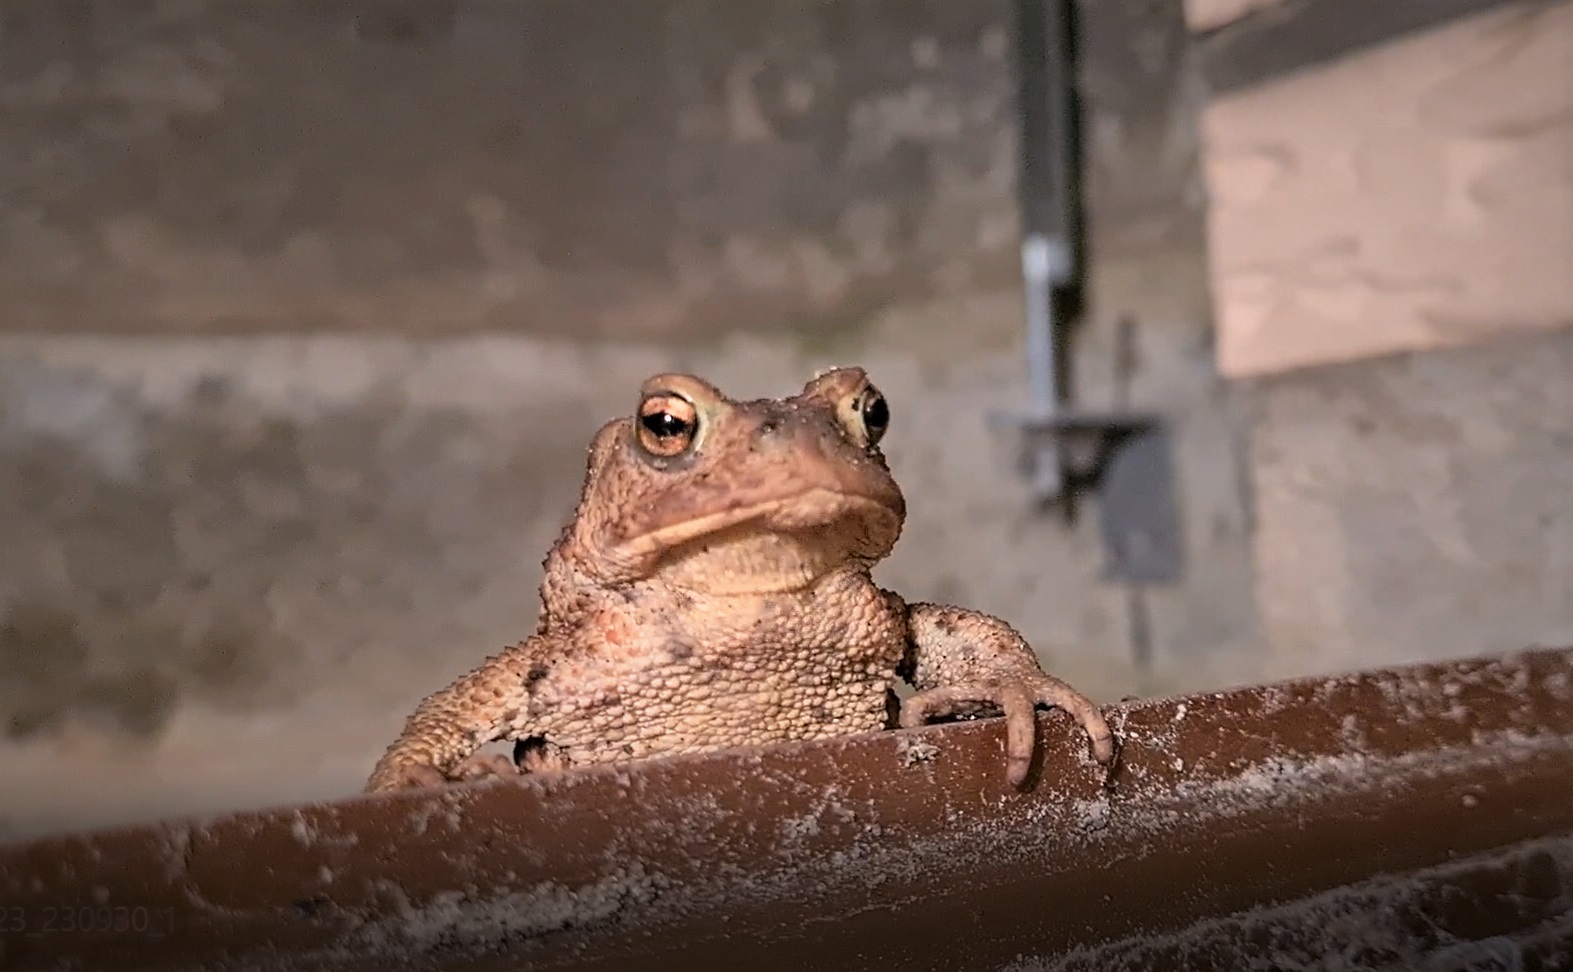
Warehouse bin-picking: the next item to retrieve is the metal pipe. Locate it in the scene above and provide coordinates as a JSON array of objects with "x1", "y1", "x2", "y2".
[
  {"x1": 1022, "y1": 232, "x2": 1064, "y2": 498},
  {"x1": 1022, "y1": 233, "x2": 1061, "y2": 416},
  {"x1": 1013, "y1": 0, "x2": 1080, "y2": 503}
]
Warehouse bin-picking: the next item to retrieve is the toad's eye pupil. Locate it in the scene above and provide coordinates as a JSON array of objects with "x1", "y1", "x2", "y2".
[
  {"x1": 642, "y1": 410, "x2": 691, "y2": 438},
  {"x1": 863, "y1": 394, "x2": 889, "y2": 431}
]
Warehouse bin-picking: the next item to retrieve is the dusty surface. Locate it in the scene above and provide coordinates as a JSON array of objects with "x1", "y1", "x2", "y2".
[
  {"x1": 2, "y1": 648, "x2": 1569, "y2": 972},
  {"x1": 1017, "y1": 833, "x2": 1573, "y2": 971},
  {"x1": 366, "y1": 365, "x2": 1112, "y2": 792}
]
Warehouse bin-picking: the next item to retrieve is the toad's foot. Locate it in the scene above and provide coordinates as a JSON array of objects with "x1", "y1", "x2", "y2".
[
  {"x1": 900, "y1": 678, "x2": 1116, "y2": 787},
  {"x1": 365, "y1": 762, "x2": 447, "y2": 793},
  {"x1": 365, "y1": 751, "x2": 519, "y2": 792},
  {"x1": 451, "y1": 750, "x2": 522, "y2": 783}
]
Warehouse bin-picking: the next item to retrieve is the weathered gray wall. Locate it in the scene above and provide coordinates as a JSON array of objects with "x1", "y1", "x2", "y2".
[
  {"x1": 2, "y1": 0, "x2": 1032, "y2": 339},
  {"x1": 1199, "y1": 1, "x2": 1573, "y2": 378},
  {"x1": 0, "y1": 0, "x2": 1240, "y2": 840},
  {"x1": 1247, "y1": 326, "x2": 1573, "y2": 680},
  {"x1": 0, "y1": 0, "x2": 1207, "y2": 339},
  {"x1": 1184, "y1": 0, "x2": 1573, "y2": 684}
]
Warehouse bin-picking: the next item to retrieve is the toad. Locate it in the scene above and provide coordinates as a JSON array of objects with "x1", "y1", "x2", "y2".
[{"x1": 366, "y1": 367, "x2": 1115, "y2": 792}]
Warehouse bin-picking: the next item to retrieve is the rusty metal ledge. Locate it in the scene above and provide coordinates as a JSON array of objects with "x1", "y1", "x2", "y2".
[{"x1": 3, "y1": 648, "x2": 1572, "y2": 972}]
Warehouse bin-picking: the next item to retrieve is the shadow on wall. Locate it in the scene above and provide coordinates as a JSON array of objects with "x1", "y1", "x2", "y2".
[
  {"x1": 1, "y1": 419, "x2": 295, "y2": 741},
  {"x1": 0, "y1": 372, "x2": 590, "y2": 743}
]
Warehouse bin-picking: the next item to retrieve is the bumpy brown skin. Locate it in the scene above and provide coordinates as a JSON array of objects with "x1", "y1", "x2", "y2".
[{"x1": 366, "y1": 367, "x2": 1116, "y2": 793}]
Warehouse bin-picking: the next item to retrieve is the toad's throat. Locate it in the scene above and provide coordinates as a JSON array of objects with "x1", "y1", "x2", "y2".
[{"x1": 651, "y1": 525, "x2": 858, "y2": 594}]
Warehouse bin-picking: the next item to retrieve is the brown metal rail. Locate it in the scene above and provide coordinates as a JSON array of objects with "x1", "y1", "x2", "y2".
[{"x1": 3, "y1": 648, "x2": 1571, "y2": 972}]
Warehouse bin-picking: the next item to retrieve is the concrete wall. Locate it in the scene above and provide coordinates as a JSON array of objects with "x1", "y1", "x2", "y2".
[
  {"x1": 1190, "y1": 4, "x2": 1573, "y2": 674},
  {"x1": 0, "y1": 0, "x2": 1249, "y2": 840},
  {"x1": 1247, "y1": 327, "x2": 1573, "y2": 678},
  {"x1": 0, "y1": 0, "x2": 1027, "y2": 340},
  {"x1": 1200, "y1": 1, "x2": 1573, "y2": 378},
  {"x1": 0, "y1": 0, "x2": 1211, "y2": 340}
]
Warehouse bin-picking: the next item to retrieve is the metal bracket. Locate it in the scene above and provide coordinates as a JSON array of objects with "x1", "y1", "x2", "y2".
[
  {"x1": 989, "y1": 407, "x2": 1183, "y2": 585},
  {"x1": 998, "y1": 0, "x2": 1185, "y2": 595}
]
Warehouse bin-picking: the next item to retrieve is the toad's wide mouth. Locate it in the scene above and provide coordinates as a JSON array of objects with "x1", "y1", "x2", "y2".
[
  {"x1": 602, "y1": 488, "x2": 904, "y2": 587},
  {"x1": 627, "y1": 489, "x2": 901, "y2": 553}
]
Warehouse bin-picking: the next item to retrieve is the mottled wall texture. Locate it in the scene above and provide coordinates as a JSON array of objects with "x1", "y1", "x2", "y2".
[
  {"x1": 1246, "y1": 327, "x2": 1573, "y2": 677},
  {"x1": 1, "y1": 0, "x2": 1028, "y2": 340},
  {"x1": 0, "y1": 0, "x2": 1237, "y2": 840},
  {"x1": 1200, "y1": 1, "x2": 1573, "y2": 379},
  {"x1": 1188, "y1": 2, "x2": 1573, "y2": 686}
]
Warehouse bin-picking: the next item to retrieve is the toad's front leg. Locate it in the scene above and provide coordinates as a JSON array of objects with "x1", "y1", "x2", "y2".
[
  {"x1": 365, "y1": 637, "x2": 553, "y2": 792},
  {"x1": 894, "y1": 599, "x2": 1116, "y2": 787}
]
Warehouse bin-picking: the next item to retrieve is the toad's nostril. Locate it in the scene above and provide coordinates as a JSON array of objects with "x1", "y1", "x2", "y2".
[{"x1": 759, "y1": 418, "x2": 781, "y2": 435}]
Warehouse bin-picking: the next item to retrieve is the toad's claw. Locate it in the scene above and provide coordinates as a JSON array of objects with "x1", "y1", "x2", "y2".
[
  {"x1": 451, "y1": 751, "x2": 522, "y2": 783},
  {"x1": 366, "y1": 751, "x2": 519, "y2": 793},
  {"x1": 901, "y1": 679, "x2": 1116, "y2": 787},
  {"x1": 365, "y1": 762, "x2": 447, "y2": 793}
]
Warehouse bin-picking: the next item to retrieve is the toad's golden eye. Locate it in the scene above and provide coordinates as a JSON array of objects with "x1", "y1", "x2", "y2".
[
  {"x1": 636, "y1": 392, "x2": 699, "y2": 458},
  {"x1": 838, "y1": 382, "x2": 890, "y2": 449}
]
